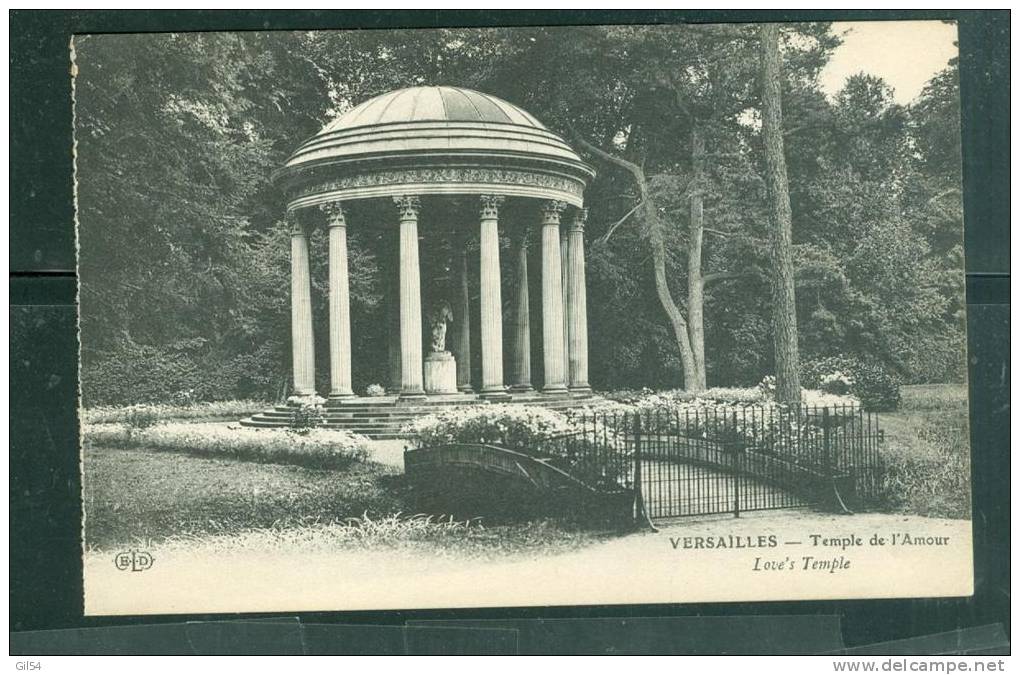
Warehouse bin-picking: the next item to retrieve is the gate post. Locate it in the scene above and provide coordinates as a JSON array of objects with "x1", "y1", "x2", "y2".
[
  {"x1": 822, "y1": 407, "x2": 832, "y2": 477},
  {"x1": 633, "y1": 412, "x2": 645, "y2": 524},
  {"x1": 732, "y1": 410, "x2": 740, "y2": 518}
]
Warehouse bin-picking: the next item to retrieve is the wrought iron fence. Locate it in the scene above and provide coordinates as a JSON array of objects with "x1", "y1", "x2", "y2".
[{"x1": 543, "y1": 404, "x2": 884, "y2": 520}]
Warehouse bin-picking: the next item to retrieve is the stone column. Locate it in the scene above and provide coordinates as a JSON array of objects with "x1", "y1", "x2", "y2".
[
  {"x1": 454, "y1": 245, "x2": 473, "y2": 392},
  {"x1": 289, "y1": 212, "x2": 316, "y2": 397},
  {"x1": 386, "y1": 230, "x2": 402, "y2": 393},
  {"x1": 394, "y1": 195, "x2": 426, "y2": 399},
  {"x1": 478, "y1": 195, "x2": 505, "y2": 397},
  {"x1": 540, "y1": 200, "x2": 568, "y2": 393},
  {"x1": 322, "y1": 203, "x2": 354, "y2": 401},
  {"x1": 560, "y1": 222, "x2": 572, "y2": 387},
  {"x1": 567, "y1": 208, "x2": 592, "y2": 394},
  {"x1": 510, "y1": 229, "x2": 533, "y2": 392}
]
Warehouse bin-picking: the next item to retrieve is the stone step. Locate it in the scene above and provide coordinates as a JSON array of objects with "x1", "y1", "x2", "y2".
[
  {"x1": 242, "y1": 393, "x2": 601, "y2": 439},
  {"x1": 262, "y1": 410, "x2": 422, "y2": 421},
  {"x1": 291, "y1": 407, "x2": 584, "y2": 418}
]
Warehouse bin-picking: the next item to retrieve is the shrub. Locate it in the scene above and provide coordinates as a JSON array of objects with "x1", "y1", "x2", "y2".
[
  {"x1": 365, "y1": 384, "x2": 386, "y2": 397},
  {"x1": 122, "y1": 404, "x2": 161, "y2": 431},
  {"x1": 289, "y1": 404, "x2": 324, "y2": 434},
  {"x1": 403, "y1": 405, "x2": 574, "y2": 450},
  {"x1": 801, "y1": 355, "x2": 901, "y2": 411},
  {"x1": 286, "y1": 395, "x2": 326, "y2": 434},
  {"x1": 83, "y1": 422, "x2": 369, "y2": 469}
]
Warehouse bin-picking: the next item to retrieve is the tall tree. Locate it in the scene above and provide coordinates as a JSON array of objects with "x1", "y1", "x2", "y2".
[
  {"x1": 565, "y1": 24, "x2": 763, "y2": 392},
  {"x1": 759, "y1": 24, "x2": 801, "y2": 403}
]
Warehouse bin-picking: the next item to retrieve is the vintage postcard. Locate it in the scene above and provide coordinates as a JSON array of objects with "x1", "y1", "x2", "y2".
[{"x1": 76, "y1": 20, "x2": 973, "y2": 615}]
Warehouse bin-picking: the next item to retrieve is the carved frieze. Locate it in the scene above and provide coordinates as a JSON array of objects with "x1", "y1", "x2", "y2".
[{"x1": 293, "y1": 167, "x2": 585, "y2": 202}]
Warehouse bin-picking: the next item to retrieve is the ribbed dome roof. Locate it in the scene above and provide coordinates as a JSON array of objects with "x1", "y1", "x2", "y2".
[
  {"x1": 277, "y1": 86, "x2": 593, "y2": 210},
  {"x1": 322, "y1": 86, "x2": 547, "y2": 131}
]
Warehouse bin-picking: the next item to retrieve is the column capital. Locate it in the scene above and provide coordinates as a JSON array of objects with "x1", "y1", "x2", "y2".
[
  {"x1": 479, "y1": 194, "x2": 505, "y2": 220},
  {"x1": 320, "y1": 202, "x2": 347, "y2": 228},
  {"x1": 393, "y1": 195, "x2": 421, "y2": 221},
  {"x1": 568, "y1": 207, "x2": 588, "y2": 233},
  {"x1": 540, "y1": 200, "x2": 568, "y2": 225},
  {"x1": 287, "y1": 210, "x2": 308, "y2": 237},
  {"x1": 513, "y1": 226, "x2": 531, "y2": 248}
]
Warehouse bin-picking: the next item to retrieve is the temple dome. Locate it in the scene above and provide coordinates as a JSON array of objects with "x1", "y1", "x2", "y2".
[
  {"x1": 321, "y1": 86, "x2": 548, "y2": 131},
  {"x1": 276, "y1": 86, "x2": 594, "y2": 210}
]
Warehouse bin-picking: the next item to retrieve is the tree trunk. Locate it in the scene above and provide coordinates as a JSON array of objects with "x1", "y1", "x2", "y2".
[
  {"x1": 760, "y1": 24, "x2": 802, "y2": 403},
  {"x1": 568, "y1": 123, "x2": 699, "y2": 391},
  {"x1": 686, "y1": 123, "x2": 707, "y2": 391},
  {"x1": 644, "y1": 200, "x2": 699, "y2": 387}
]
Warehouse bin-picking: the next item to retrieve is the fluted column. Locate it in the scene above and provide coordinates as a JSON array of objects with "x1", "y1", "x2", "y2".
[
  {"x1": 560, "y1": 224, "x2": 571, "y2": 387},
  {"x1": 394, "y1": 195, "x2": 426, "y2": 399},
  {"x1": 567, "y1": 208, "x2": 592, "y2": 394},
  {"x1": 454, "y1": 245, "x2": 473, "y2": 392},
  {"x1": 541, "y1": 200, "x2": 568, "y2": 393},
  {"x1": 510, "y1": 229, "x2": 533, "y2": 391},
  {"x1": 322, "y1": 203, "x2": 354, "y2": 401},
  {"x1": 478, "y1": 195, "x2": 505, "y2": 397},
  {"x1": 386, "y1": 229, "x2": 401, "y2": 393},
  {"x1": 289, "y1": 212, "x2": 316, "y2": 397}
]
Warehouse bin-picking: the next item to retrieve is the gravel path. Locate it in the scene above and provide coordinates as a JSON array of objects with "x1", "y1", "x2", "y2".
[{"x1": 363, "y1": 439, "x2": 410, "y2": 468}]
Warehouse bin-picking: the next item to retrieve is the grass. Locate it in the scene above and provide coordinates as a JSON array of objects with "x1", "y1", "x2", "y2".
[
  {"x1": 897, "y1": 383, "x2": 969, "y2": 411},
  {"x1": 83, "y1": 443, "x2": 409, "y2": 550},
  {"x1": 127, "y1": 516, "x2": 603, "y2": 561},
  {"x1": 83, "y1": 443, "x2": 602, "y2": 556},
  {"x1": 876, "y1": 383, "x2": 971, "y2": 519}
]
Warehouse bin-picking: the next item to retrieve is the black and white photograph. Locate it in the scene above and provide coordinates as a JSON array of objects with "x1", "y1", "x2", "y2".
[{"x1": 72, "y1": 19, "x2": 975, "y2": 615}]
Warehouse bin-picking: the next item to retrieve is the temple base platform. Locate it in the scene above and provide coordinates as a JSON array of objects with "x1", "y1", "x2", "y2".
[{"x1": 239, "y1": 390, "x2": 599, "y2": 439}]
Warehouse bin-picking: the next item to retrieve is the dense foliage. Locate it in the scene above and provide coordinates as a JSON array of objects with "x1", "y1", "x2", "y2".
[
  {"x1": 75, "y1": 27, "x2": 966, "y2": 404},
  {"x1": 801, "y1": 355, "x2": 901, "y2": 411}
]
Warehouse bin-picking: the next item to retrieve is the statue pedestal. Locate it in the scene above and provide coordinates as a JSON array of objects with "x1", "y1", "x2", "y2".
[{"x1": 424, "y1": 351, "x2": 457, "y2": 394}]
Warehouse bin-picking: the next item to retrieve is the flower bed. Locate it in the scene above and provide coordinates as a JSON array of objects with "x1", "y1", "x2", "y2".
[
  {"x1": 402, "y1": 405, "x2": 630, "y2": 489},
  {"x1": 602, "y1": 384, "x2": 857, "y2": 410},
  {"x1": 402, "y1": 405, "x2": 575, "y2": 451},
  {"x1": 83, "y1": 422, "x2": 369, "y2": 469},
  {"x1": 573, "y1": 383, "x2": 862, "y2": 465},
  {"x1": 83, "y1": 400, "x2": 269, "y2": 425}
]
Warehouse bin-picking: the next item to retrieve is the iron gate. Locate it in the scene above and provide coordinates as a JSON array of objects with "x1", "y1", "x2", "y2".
[{"x1": 559, "y1": 405, "x2": 884, "y2": 520}]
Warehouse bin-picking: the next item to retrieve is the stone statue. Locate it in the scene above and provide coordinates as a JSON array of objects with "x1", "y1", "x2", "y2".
[{"x1": 428, "y1": 301, "x2": 454, "y2": 354}]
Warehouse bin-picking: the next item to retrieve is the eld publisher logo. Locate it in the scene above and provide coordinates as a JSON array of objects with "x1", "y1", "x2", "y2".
[{"x1": 114, "y1": 550, "x2": 154, "y2": 572}]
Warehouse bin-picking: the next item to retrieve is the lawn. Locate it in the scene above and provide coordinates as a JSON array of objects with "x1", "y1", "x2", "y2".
[
  {"x1": 876, "y1": 383, "x2": 971, "y2": 519},
  {"x1": 83, "y1": 443, "x2": 602, "y2": 556},
  {"x1": 83, "y1": 444, "x2": 409, "y2": 550}
]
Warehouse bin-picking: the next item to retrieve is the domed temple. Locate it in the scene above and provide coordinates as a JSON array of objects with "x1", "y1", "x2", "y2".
[{"x1": 243, "y1": 86, "x2": 597, "y2": 436}]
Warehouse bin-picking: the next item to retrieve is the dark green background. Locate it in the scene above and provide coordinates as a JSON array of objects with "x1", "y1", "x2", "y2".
[{"x1": 9, "y1": 9, "x2": 1009, "y2": 655}]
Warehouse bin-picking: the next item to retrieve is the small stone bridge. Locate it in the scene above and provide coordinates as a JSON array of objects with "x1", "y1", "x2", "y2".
[
  {"x1": 402, "y1": 434, "x2": 864, "y2": 522},
  {"x1": 403, "y1": 443, "x2": 634, "y2": 524}
]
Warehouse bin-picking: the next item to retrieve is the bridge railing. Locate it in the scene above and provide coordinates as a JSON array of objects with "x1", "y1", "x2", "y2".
[
  {"x1": 554, "y1": 404, "x2": 885, "y2": 517},
  {"x1": 541, "y1": 424, "x2": 634, "y2": 493}
]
